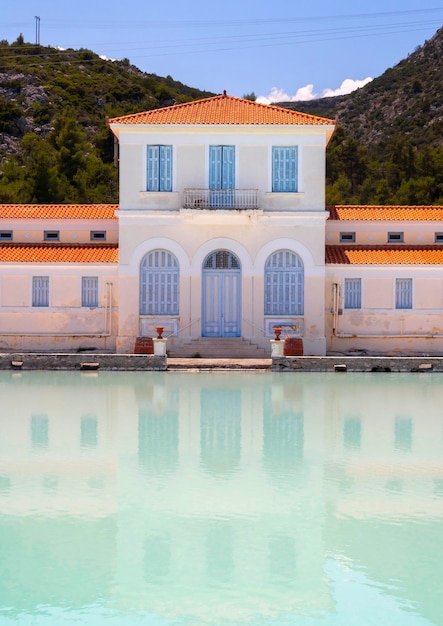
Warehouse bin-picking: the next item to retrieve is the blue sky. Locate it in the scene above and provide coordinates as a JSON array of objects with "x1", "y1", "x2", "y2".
[{"x1": 2, "y1": 1, "x2": 443, "y2": 102}]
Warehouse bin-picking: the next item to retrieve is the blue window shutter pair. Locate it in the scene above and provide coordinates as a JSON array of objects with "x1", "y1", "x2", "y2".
[
  {"x1": 209, "y1": 146, "x2": 235, "y2": 189},
  {"x1": 264, "y1": 250, "x2": 304, "y2": 315},
  {"x1": 272, "y1": 147, "x2": 298, "y2": 192},
  {"x1": 147, "y1": 146, "x2": 172, "y2": 191},
  {"x1": 140, "y1": 250, "x2": 179, "y2": 315}
]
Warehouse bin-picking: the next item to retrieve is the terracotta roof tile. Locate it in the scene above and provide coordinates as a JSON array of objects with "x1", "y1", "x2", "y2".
[
  {"x1": 0, "y1": 243, "x2": 119, "y2": 263},
  {"x1": 0, "y1": 204, "x2": 118, "y2": 220},
  {"x1": 326, "y1": 245, "x2": 443, "y2": 265},
  {"x1": 108, "y1": 94, "x2": 335, "y2": 127},
  {"x1": 328, "y1": 205, "x2": 443, "y2": 221}
]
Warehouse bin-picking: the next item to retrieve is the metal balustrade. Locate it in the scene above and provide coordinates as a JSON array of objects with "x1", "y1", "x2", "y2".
[{"x1": 183, "y1": 188, "x2": 259, "y2": 210}]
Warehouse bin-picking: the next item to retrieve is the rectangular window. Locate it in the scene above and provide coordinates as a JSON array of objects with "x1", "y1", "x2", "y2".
[
  {"x1": 272, "y1": 146, "x2": 298, "y2": 192},
  {"x1": 90, "y1": 231, "x2": 106, "y2": 241},
  {"x1": 0, "y1": 231, "x2": 12, "y2": 240},
  {"x1": 396, "y1": 278, "x2": 412, "y2": 309},
  {"x1": 147, "y1": 145, "x2": 172, "y2": 191},
  {"x1": 435, "y1": 233, "x2": 443, "y2": 243},
  {"x1": 388, "y1": 232, "x2": 403, "y2": 243},
  {"x1": 344, "y1": 278, "x2": 361, "y2": 309},
  {"x1": 340, "y1": 232, "x2": 356, "y2": 243},
  {"x1": 44, "y1": 231, "x2": 60, "y2": 241},
  {"x1": 32, "y1": 276, "x2": 49, "y2": 307},
  {"x1": 82, "y1": 277, "x2": 99, "y2": 307}
]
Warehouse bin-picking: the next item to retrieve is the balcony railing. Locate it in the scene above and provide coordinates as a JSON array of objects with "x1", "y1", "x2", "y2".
[{"x1": 183, "y1": 188, "x2": 259, "y2": 210}]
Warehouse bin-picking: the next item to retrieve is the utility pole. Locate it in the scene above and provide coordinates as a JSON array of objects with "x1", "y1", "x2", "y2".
[{"x1": 35, "y1": 16, "x2": 40, "y2": 45}]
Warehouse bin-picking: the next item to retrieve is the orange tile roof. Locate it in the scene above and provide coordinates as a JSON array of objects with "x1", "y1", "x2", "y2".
[
  {"x1": 0, "y1": 204, "x2": 118, "y2": 220},
  {"x1": 328, "y1": 205, "x2": 443, "y2": 221},
  {"x1": 108, "y1": 94, "x2": 335, "y2": 127},
  {"x1": 326, "y1": 245, "x2": 443, "y2": 265},
  {"x1": 0, "y1": 244, "x2": 119, "y2": 263}
]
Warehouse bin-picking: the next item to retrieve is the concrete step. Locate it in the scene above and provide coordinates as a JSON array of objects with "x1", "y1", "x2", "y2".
[{"x1": 169, "y1": 337, "x2": 270, "y2": 359}]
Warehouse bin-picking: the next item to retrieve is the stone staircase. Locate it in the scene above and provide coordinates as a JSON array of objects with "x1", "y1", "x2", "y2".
[{"x1": 168, "y1": 337, "x2": 270, "y2": 359}]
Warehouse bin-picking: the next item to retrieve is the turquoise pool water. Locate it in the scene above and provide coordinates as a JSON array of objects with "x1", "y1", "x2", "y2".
[{"x1": 0, "y1": 370, "x2": 442, "y2": 625}]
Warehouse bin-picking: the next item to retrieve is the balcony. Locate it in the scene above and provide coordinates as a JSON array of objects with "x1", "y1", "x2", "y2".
[{"x1": 183, "y1": 188, "x2": 259, "y2": 210}]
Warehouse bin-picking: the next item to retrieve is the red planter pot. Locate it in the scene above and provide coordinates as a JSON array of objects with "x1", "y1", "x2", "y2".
[{"x1": 283, "y1": 337, "x2": 304, "y2": 356}]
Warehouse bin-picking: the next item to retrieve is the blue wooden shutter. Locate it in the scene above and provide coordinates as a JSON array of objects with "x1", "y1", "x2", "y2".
[
  {"x1": 221, "y1": 146, "x2": 235, "y2": 189},
  {"x1": 82, "y1": 277, "x2": 99, "y2": 307},
  {"x1": 32, "y1": 276, "x2": 49, "y2": 307},
  {"x1": 209, "y1": 146, "x2": 222, "y2": 189},
  {"x1": 147, "y1": 146, "x2": 159, "y2": 191},
  {"x1": 159, "y1": 145, "x2": 172, "y2": 191},
  {"x1": 396, "y1": 278, "x2": 412, "y2": 309},
  {"x1": 344, "y1": 279, "x2": 361, "y2": 309},
  {"x1": 272, "y1": 147, "x2": 298, "y2": 192}
]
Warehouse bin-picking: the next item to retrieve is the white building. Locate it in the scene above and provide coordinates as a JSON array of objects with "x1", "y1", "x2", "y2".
[{"x1": 1, "y1": 94, "x2": 443, "y2": 356}]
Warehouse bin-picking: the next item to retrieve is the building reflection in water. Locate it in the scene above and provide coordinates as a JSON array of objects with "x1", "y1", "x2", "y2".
[
  {"x1": 137, "y1": 382, "x2": 179, "y2": 476},
  {"x1": 262, "y1": 384, "x2": 304, "y2": 478},
  {"x1": 200, "y1": 389, "x2": 241, "y2": 476},
  {"x1": 0, "y1": 371, "x2": 442, "y2": 624}
]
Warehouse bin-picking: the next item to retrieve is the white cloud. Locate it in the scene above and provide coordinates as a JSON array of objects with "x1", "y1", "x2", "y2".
[
  {"x1": 257, "y1": 77, "x2": 373, "y2": 104},
  {"x1": 322, "y1": 77, "x2": 373, "y2": 98}
]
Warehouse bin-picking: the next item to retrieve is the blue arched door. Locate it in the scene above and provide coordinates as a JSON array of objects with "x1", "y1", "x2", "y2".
[{"x1": 202, "y1": 250, "x2": 241, "y2": 337}]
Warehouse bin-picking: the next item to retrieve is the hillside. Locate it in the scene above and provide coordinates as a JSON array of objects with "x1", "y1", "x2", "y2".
[
  {"x1": 0, "y1": 37, "x2": 212, "y2": 203},
  {"x1": 287, "y1": 26, "x2": 443, "y2": 150},
  {"x1": 279, "y1": 27, "x2": 443, "y2": 205},
  {"x1": 0, "y1": 28, "x2": 442, "y2": 205}
]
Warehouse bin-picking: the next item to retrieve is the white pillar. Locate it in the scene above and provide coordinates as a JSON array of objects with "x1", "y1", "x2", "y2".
[
  {"x1": 153, "y1": 338, "x2": 167, "y2": 356},
  {"x1": 270, "y1": 340, "x2": 284, "y2": 358}
]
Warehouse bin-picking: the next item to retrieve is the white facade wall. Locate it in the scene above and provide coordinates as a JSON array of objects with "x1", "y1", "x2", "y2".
[
  {"x1": 325, "y1": 266, "x2": 443, "y2": 355},
  {"x1": 117, "y1": 126, "x2": 328, "y2": 212},
  {"x1": 3, "y1": 218, "x2": 118, "y2": 244},
  {"x1": 0, "y1": 263, "x2": 118, "y2": 352}
]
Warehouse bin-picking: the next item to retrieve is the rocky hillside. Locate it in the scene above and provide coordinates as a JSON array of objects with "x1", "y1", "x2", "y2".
[
  {"x1": 0, "y1": 27, "x2": 442, "y2": 205},
  {"x1": 283, "y1": 26, "x2": 443, "y2": 151},
  {"x1": 0, "y1": 41, "x2": 212, "y2": 158}
]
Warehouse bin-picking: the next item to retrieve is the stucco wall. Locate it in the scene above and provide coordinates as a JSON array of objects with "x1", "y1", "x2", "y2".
[{"x1": 117, "y1": 127, "x2": 328, "y2": 213}]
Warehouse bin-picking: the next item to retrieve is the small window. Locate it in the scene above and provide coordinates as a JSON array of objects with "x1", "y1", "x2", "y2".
[
  {"x1": 0, "y1": 231, "x2": 12, "y2": 241},
  {"x1": 90, "y1": 231, "x2": 106, "y2": 241},
  {"x1": 435, "y1": 233, "x2": 443, "y2": 243},
  {"x1": 388, "y1": 232, "x2": 403, "y2": 243},
  {"x1": 32, "y1": 276, "x2": 49, "y2": 307},
  {"x1": 44, "y1": 231, "x2": 59, "y2": 241},
  {"x1": 340, "y1": 232, "x2": 355, "y2": 243},
  {"x1": 396, "y1": 278, "x2": 412, "y2": 309},
  {"x1": 344, "y1": 278, "x2": 361, "y2": 309},
  {"x1": 82, "y1": 277, "x2": 99, "y2": 307}
]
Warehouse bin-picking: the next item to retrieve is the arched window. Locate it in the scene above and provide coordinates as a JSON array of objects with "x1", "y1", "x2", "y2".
[
  {"x1": 140, "y1": 250, "x2": 179, "y2": 315},
  {"x1": 264, "y1": 250, "x2": 304, "y2": 315}
]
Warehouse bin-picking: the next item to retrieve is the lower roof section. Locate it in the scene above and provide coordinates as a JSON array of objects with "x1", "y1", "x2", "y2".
[
  {"x1": 326, "y1": 245, "x2": 443, "y2": 265},
  {"x1": 0, "y1": 243, "x2": 119, "y2": 263}
]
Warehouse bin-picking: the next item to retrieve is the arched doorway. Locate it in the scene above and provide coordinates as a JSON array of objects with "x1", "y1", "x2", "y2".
[{"x1": 202, "y1": 250, "x2": 241, "y2": 337}]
